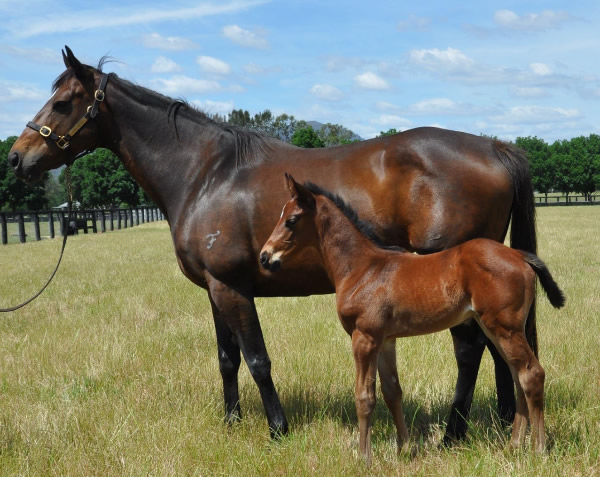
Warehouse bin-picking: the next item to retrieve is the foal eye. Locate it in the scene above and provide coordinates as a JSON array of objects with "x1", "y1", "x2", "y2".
[
  {"x1": 52, "y1": 100, "x2": 72, "y2": 114},
  {"x1": 285, "y1": 216, "x2": 298, "y2": 228}
]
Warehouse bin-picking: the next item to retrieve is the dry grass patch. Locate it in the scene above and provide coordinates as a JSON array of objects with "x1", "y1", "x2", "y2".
[{"x1": 0, "y1": 208, "x2": 598, "y2": 475}]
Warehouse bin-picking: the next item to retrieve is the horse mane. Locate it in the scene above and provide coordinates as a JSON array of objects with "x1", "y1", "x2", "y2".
[
  {"x1": 304, "y1": 182, "x2": 406, "y2": 252},
  {"x1": 52, "y1": 56, "x2": 270, "y2": 169}
]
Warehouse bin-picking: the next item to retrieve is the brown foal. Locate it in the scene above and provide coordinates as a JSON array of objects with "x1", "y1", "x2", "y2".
[{"x1": 260, "y1": 174, "x2": 565, "y2": 462}]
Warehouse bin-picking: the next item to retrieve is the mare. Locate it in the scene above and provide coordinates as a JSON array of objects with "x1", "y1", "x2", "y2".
[
  {"x1": 260, "y1": 175, "x2": 565, "y2": 461},
  {"x1": 8, "y1": 46, "x2": 537, "y2": 442}
]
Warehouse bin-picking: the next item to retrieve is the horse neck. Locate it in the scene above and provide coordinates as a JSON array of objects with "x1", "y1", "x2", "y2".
[
  {"x1": 97, "y1": 75, "x2": 230, "y2": 219},
  {"x1": 314, "y1": 197, "x2": 376, "y2": 285}
]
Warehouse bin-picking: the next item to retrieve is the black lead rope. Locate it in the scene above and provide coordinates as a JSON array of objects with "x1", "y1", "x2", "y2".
[{"x1": 0, "y1": 167, "x2": 74, "y2": 313}]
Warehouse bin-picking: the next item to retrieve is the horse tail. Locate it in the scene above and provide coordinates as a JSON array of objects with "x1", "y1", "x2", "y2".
[
  {"x1": 493, "y1": 141, "x2": 539, "y2": 355},
  {"x1": 521, "y1": 251, "x2": 566, "y2": 309}
]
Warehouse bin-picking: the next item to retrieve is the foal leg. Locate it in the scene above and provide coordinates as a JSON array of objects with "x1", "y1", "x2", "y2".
[
  {"x1": 352, "y1": 329, "x2": 380, "y2": 464},
  {"x1": 482, "y1": 318, "x2": 545, "y2": 453},
  {"x1": 377, "y1": 338, "x2": 409, "y2": 453},
  {"x1": 208, "y1": 276, "x2": 288, "y2": 438}
]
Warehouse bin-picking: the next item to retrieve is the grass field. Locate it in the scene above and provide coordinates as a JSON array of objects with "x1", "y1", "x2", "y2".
[{"x1": 0, "y1": 206, "x2": 598, "y2": 475}]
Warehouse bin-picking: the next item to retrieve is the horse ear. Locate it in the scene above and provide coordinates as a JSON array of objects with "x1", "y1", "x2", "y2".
[
  {"x1": 63, "y1": 45, "x2": 85, "y2": 78},
  {"x1": 285, "y1": 173, "x2": 315, "y2": 210}
]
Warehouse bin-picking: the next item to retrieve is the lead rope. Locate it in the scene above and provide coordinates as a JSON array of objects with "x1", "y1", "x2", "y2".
[{"x1": 0, "y1": 166, "x2": 73, "y2": 312}]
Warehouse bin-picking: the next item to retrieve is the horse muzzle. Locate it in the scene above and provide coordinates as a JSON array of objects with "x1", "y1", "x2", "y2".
[{"x1": 259, "y1": 250, "x2": 281, "y2": 272}]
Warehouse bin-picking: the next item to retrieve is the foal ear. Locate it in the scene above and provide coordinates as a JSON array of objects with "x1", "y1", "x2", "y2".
[{"x1": 284, "y1": 173, "x2": 315, "y2": 210}]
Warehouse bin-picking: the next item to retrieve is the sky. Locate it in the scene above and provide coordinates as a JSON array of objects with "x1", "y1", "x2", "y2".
[{"x1": 1, "y1": 0, "x2": 599, "y2": 142}]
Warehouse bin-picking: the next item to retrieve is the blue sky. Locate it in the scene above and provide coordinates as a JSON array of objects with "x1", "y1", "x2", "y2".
[{"x1": 1, "y1": 0, "x2": 599, "y2": 142}]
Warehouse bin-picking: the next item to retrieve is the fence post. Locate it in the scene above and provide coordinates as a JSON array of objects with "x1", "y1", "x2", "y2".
[
  {"x1": 82, "y1": 212, "x2": 88, "y2": 234},
  {"x1": 123, "y1": 209, "x2": 128, "y2": 228},
  {"x1": 1, "y1": 213, "x2": 6, "y2": 245},
  {"x1": 100, "y1": 211, "x2": 106, "y2": 233},
  {"x1": 110, "y1": 210, "x2": 114, "y2": 231},
  {"x1": 91, "y1": 211, "x2": 98, "y2": 233},
  {"x1": 48, "y1": 211, "x2": 55, "y2": 238},
  {"x1": 117, "y1": 210, "x2": 122, "y2": 230},
  {"x1": 18, "y1": 214, "x2": 26, "y2": 243},
  {"x1": 33, "y1": 213, "x2": 41, "y2": 241}
]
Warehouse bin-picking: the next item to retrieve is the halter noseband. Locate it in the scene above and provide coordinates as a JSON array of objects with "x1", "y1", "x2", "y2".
[{"x1": 26, "y1": 73, "x2": 108, "y2": 156}]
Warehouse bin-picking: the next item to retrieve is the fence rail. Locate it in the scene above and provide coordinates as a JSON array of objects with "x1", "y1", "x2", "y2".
[
  {"x1": 0, "y1": 206, "x2": 164, "y2": 245},
  {"x1": 534, "y1": 194, "x2": 600, "y2": 206}
]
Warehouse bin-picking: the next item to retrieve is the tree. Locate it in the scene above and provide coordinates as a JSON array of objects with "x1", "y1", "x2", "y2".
[
  {"x1": 61, "y1": 148, "x2": 142, "y2": 208},
  {"x1": 291, "y1": 126, "x2": 325, "y2": 148},
  {"x1": 317, "y1": 123, "x2": 357, "y2": 146},
  {"x1": 0, "y1": 136, "x2": 49, "y2": 211},
  {"x1": 378, "y1": 128, "x2": 400, "y2": 137},
  {"x1": 515, "y1": 136, "x2": 554, "y2": 200}
]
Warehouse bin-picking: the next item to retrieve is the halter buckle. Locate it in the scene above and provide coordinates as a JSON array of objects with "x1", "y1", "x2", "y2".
[
  {"x1": 94, "y1": 89, "x2": 105, "y2": 102},
  {"x1": 39, "y1": 125, "x2": 52, "y2": 137},
  {"x1": 56, "y1": 136, "x2": 70, "y2": 150}
]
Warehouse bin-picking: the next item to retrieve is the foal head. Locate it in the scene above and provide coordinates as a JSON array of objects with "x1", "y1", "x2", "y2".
[{"x1": 260, "y1": 174, "x2": 319, "y2": 272}]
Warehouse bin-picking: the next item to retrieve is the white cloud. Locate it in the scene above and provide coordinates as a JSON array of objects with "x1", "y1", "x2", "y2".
[
  {"x1": 0, "y1": 81, "x2": 46, "y2": 103},
  {"x1": 511, "y1": 86, "x2": 547, "y2": 98},
  {"x1": 152, "y1": 75, "x2": 221, "y2": 95},
  {"x1": 0, "y1": 45, "x2": 57, "y2": 64},
  {"x1": 492, "y1": 105, "x2": 580, "y2": 125},
  {"x1": 355, "y1": 72, "x2": 389, "y2": 90},
  {"x1": 143, "y1": 33, "x2": 197, "y2": 51},
  {"x1": 410, "y1": 98, "x2": 457, "y2": 113},
  {"x1": 197, "y1": 56, "x2": 232, "y2": 75},
  {"x1": 192, "y1": 99, "x2": 235, "y2": 116},
  {"x1": 409, "y1": 47, "x2": 475, "y2": 74},
  {"x1": 309, "y1": 84, "x2": 343, "y2": 101},
  {"x1": 373, "y1": 114, "x2": 412, "y2": 128},
  {"x1": 494, "y1": 9, "x2": 572, "y2": 31},
  {"x1": 222, "y1": 25, "x2": 268, "y2": 49},
  {"x1": 151, "y1": 56, "x2": 181, "y2": 73},
  {"x1": 530, "y1": 62, "x2": 552, "y2": 76},
  {"x1": 9, "y1": 1, "x2": 269, "y2": 38},
  {"x1": 397, "y1": 14, "x2": 431, "y2": 32}
]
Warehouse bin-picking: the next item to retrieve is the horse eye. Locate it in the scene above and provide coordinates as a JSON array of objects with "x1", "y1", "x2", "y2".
[
  {"x1": 285, "y1": 216, "x2": 298, "y2": 228},
  {"x1": 52, "y1": 100, "x2": 72, "y2": 114}
]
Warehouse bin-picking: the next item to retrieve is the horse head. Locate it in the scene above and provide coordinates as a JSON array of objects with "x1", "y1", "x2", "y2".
[{"x1": 8, "y1": 46, "x2": 107, "y2": 182}]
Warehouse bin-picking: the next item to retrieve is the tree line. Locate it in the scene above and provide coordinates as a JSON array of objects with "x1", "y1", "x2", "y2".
[{"x1": 1, "y1": 113, "x2": 599, "y2": 211}]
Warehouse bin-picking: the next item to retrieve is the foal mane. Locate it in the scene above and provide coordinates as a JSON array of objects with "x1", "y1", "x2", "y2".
[
  {"x1": 304, "y1": 182, "x2": 405, "y2": 252},
  {"x1": 52, "y1": 56, "x2": 270, "y2": 169}
]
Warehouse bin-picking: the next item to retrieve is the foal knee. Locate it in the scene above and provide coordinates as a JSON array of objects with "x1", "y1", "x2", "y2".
[
  {"x1": 355, "y1": 390, "x2": 376, "y2": 417},
  {"x1": 520, "y1": 362, "x2": 545, "y2": 404},
  {"x1": 218, "y1": 348, "x2": 241, "y2": 380}
]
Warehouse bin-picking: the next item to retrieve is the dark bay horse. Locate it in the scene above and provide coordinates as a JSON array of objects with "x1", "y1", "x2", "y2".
[
  {"x1": 260, "y1": 175, "x2": 564, "y2": 461},
  {"x1": 7, "y1": 46, "x2": 537, "y2": 442}
]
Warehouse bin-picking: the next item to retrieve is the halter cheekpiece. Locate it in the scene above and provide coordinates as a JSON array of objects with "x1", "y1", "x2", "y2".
[{"x1": 26, "y1": 74, "x2": 108, "y2": 154}]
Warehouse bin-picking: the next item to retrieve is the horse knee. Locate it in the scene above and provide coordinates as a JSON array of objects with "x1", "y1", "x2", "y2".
[
  {"x1": 218, "y1": 348, "x2": 241, "y2": 380},
  {"x1": 246, "y1": 355, "x2": 272, "y2": 383}
]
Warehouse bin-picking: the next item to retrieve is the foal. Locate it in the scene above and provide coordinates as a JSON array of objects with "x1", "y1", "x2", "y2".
[{"x1": 260, "y1": 174, "x2": 565, "y2": 461}]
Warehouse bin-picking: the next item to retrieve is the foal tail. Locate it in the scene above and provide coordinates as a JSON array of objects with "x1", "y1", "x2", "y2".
[
  {"x1": 521, "y1": 252, "x2": 566, "y2": 309},
  {"x1": 493, "y1": 141, "x2": 539, "y2": 355}
]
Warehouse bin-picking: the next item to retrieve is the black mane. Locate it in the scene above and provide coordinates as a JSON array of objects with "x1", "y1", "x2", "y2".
[
  {"x1": 304, "y1": 182, "x2": 405, "y2": 252},
  {"x1": 52, "y1": 57, "x2": 271, "y2": 168}
]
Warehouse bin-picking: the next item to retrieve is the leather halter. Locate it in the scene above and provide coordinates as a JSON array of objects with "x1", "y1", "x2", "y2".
[{"x1": 26, "y1": 74, "x2": 108, "y2": 158}]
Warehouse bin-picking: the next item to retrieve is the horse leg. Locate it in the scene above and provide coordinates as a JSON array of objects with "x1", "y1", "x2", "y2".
[
  {"x1": 443, "y1": 322, "x2": 487, "y2": 445},
  {"x1": 352, "y1": 329, "x2": 379, "y2": 464},
  {"x1": 377, "y1": 338, "x2": 409, "y2": 453},
  {"x1": 207, "y1": 276, "x2": 288, "y2": 438},
  {"x1": 487, "y1": 340, "x2": 516, "y2": 427},
  {"x1": 209, "y1": 297, "x2": 242, "y2": 424}
]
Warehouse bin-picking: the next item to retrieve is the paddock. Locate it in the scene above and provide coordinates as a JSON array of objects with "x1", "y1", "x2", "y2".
[{"x1": 0, "y1": 206, "x2": 598, "y2": 476}]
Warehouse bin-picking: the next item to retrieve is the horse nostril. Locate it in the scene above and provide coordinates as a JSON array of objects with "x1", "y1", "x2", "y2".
[
  {"x1": 260, "y1": 251, "x2": 269, "y2": 267},
  {"x1": 7, "y1": 151, "x2": 21, "y2": 169}
]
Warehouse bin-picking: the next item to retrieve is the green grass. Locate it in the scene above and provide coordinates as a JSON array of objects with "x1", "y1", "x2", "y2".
[{"x1": 0, "y1": 207, "x2": 598, "y2": 475}]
